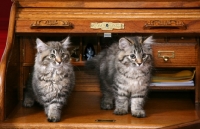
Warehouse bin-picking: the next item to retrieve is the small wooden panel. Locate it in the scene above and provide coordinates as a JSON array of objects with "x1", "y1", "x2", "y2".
[
  {"x1": 152, "y1": 43, "x2": 198, "y2": 67},
  {"x1": 21, "y1": 37, "x2": 36, "y2": 64}
]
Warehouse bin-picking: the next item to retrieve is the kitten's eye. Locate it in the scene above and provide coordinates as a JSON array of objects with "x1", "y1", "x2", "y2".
[
  {"x1": 142, "y1": 53, "x2": 147, "y2": 58},
  {"x1": 51, "y1": 54, "x2": 55, "y2": 58},
  {"x1": 52, "y1": 50, "x2": 56, "y2": 54},
  {"x1": 130, "y1": 54, "x2": 136, "y2": 59},
  {"x1": 61, "y1": 53, "x2": 66, "y2": 58}
]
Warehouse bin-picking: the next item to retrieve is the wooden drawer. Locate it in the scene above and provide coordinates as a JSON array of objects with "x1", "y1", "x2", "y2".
[
  {"x1": 16, "y1": 8, "x2": 200, "y2": 33},
  {"x1": 152, "y1": 42, "x2": 198, "y2": 67}
]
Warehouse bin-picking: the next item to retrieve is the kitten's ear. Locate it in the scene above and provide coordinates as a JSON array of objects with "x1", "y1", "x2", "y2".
[
  {"x1": 137, "y1": 36, "x2": 148, "y2": 44},
  {"x1": 36, "y1": 38, "x2": 48, "y2": 53},
  {"x1": 62, "y1": 36, "x2": 70, "y2": 49},
  {"x1": 119, "y1": 38, "x2": 131, "y2": 51},
  {"x1": 143, "y1": 35, "x2": 154, "y2": 44},
  {"x1": 137, "y1": 36, "x2": 143, "y2": 44}
]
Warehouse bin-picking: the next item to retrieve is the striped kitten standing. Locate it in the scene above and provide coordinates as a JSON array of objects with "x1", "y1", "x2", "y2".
[
  {"x1": 23, "y1": 37, "x2": 75, "y2": 122},
  {"x1": 86, "y1": 36, "x2": 153, "y2": 117}
]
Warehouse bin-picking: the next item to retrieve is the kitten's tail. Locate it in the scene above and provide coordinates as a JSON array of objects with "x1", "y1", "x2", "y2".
[
  {"x1": 85, "y1": 50, "x2": 105, "y2": 70},
  {"x1": 85, "y1": 57, "x2": 99, "y2": 70}
]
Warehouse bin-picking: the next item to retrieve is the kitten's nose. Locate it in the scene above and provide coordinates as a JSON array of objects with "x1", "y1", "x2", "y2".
[
  {"x1": 56, "y1": 57, "x2": 62, "y2": 64},
  {"x1": 138, "y1": 63, "x2": 142, "y2": 66}
]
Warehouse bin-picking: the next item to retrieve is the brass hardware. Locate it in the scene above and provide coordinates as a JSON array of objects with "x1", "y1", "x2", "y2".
[
  {"x1": 31, "y1": 20, "x2": 73, "y2": 28},
  {"x1": 90, "y1": 22, "x2": 124, "y2": 30},
  {"x1": 144, "y1": 20, "x2": 187, "y2": 30},
  {"x1": 158, "y1": 51, "x2": 175, "y2": 62},
  {"x1": 163, "y1": 56, "x2": 169, "y2": 62},
  {"x1": 95, "y1": 119, "x2": 116, "y2": 122}
]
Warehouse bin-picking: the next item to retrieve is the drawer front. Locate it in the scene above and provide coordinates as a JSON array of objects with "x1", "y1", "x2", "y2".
[
  {"x1": 152, "y1": 43, "x2": 198, "y2": 67},
  {"x1": 16, "y1": 8, "x2": 200, "y2": 33}
]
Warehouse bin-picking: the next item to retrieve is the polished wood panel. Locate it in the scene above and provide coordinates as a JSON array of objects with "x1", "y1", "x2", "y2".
[
  {"x1": 4, "y1": 37, "x2": 20, "y2": 120},
  {"x1": 0, "y1": 3, "x2": 16, "y2": 121},
  {"x1": 0, "y1": 91, "x2": 199, "y2": 129},
  {"x1": 16, "y1": 0, "x2": 200, "y2": 8}
]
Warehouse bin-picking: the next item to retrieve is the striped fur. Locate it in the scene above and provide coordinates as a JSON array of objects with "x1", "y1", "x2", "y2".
[
  {"x1": 23, "y1": 37, "x2": 75, "y2": 122},
  {"x1": 86, "y1": 36, "x2": 153, "y2": 117}
]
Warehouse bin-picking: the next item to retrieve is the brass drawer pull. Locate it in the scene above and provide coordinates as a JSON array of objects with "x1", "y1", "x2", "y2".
[
  {"x1": 158, "y1": 51, "x2": 175, "y2": 62},
  {"x1": 90, "y1": 22, "x2": 124, "y2": 30},
  {"x1": 144, "y1": 20, "x2": 187, "y2": 30},
  {"x1": 31, "y1": 20, "x2": 73, "y2": 28},
  {"x1": 163, "y1": 56, "x2": 169, "y2": 62}
]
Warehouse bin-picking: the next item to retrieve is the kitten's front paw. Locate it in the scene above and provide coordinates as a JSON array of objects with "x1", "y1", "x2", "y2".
[
  {"x1": 101, "y1": 102, "x2": 113, "y2": 110},
  {"x1": 47, "y1": 116, "x2": 60, "y2": 122},
  {"x1": 114, "y1": 108, "x2": 128, "y2": 115},
  {"x1": 47, "y1": 111, "x2": 61, "y2": 122},
  {"x1": 101, "y1": 103, "x2": 113, "y2": 110},
  {"x1": 23, "y1": 98, "x2": 34, "y2": 107},
  {"x1": 131, "y1": 110, "x2": 146, "y2": 118},
  {"x1": 100, "y1": 97, "x2": 114, "y2": 110}
]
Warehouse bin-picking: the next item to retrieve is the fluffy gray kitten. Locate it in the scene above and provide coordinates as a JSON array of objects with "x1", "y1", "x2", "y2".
[
  {"x1": 86, "y1": 36, "x2": 153, "y2": 118},
  {"x1": 23, "y1": 37, "x2": 75, "y2": 122}
]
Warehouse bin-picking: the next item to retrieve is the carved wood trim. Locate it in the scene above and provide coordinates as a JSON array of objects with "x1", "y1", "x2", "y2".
[
  {"x1": 31, "y1": 20, "x2": 73, "y2": 28},
  {"x1": 144, "y1": 20, "x2": 187, "y2": 30}
]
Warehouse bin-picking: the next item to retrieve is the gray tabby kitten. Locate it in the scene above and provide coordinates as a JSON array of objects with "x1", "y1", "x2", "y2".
[
  {"x1": 86, "y1": 36, "x2": 153, "y2": 117},
  {"x1": 23, "y1": 37, "x2": 75, "y2": 122}
]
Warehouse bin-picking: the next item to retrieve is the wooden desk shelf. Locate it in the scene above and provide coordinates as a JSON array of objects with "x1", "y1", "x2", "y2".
[
  {"x1": 1, "y1": 0, "x2": 200, "y2": 128},
  {"x1": 1, "y1": 91, "x2": 200, "y2": 129}
]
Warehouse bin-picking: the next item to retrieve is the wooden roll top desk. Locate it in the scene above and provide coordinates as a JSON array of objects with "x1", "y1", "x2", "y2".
[{"x1": 1, "y1": 0, "x2": 200, "y2": 128}]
